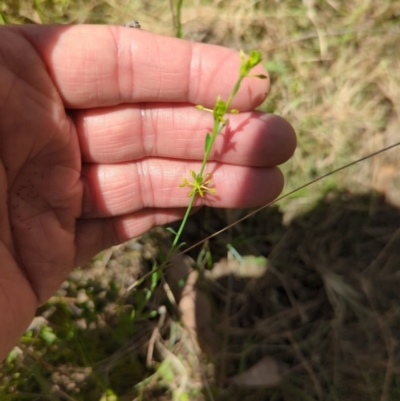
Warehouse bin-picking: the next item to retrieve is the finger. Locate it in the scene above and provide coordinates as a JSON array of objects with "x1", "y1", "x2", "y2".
[
  {"x1": 73, "y1": 106, "x2": 296, "y2": 167},
  {"x1": 0, "y1": 244, "x2": 37, "y2": 362},
  {"x1": 21, "y1": 25, "x2": 269, "y2": 109},
  {"x1": 75, "y1": 208, "x2": 186, "y2": 266},
  {"x1": 81, "y1": 159, "x2": 283, "y2": 218}
]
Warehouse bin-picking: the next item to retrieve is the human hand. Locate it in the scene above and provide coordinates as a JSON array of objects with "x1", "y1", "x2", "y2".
[{"x1": 0, "y1": 24, "x2": 296, "y2": 360}]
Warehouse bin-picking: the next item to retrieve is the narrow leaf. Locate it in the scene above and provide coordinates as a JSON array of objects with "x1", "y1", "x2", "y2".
[
  {"x1": 252, "y1": 74, "x2": 268, "y2": 79},
  {"x1": 205, "y1": 133, "x2": 212, "y2": 152},
  {"x1": 166, "y1": 227, "x2": 177, "y2": 235}
]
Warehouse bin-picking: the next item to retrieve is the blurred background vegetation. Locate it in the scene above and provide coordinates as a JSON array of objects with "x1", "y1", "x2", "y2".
[{"x1": 1, "y1": 0, "x2": 400, "y2": 400}]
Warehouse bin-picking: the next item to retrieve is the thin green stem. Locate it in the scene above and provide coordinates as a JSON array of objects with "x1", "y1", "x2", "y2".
[
  {"x1": 171, "y1": 191, "x2": 197, "y2": 249},
  {"x1": 176, "y1": 0, "x2": 184, "y2": 38},
  {"x1": 225, "y1": 77, "x2": 244, "y2": 106},
  {"x1": 197, "y1": 78, "x2": 243, "y2": 178},
  {"x1": 198, "y1": 121, "x2": 220, "y2": 177}
]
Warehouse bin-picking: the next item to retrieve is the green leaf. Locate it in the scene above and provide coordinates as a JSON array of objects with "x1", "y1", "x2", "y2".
[
  {"x1": 175, "y1": 242, "x2": 187, "y2": 250},
  {"x1": 252, "y1": 74, "x2": 268, "y2": 79},
  {"x1": 148, "y1": 310, "x2": 158, "y2": 318},
  {"x1": 99, "y1": 389, "x2": 118, "y2": 401},
  {"x1": 0, "y1": 11, "x2": 7, "y2": 25},
  {"x1": 166, "y1": 227, "x2": 177, "y2": 235},
  {"x1": 205, "y1": 133, "x2": 212, "y2": 152},
  {"x1": 6, "y1": 348, "x2": 19, "y2": 364},
  {"x1": 40, "y1": 327, "x2": 57, "y2": 345},
  {"x1": 150, "y1": 269, "x2": 160, "y2": 290}
]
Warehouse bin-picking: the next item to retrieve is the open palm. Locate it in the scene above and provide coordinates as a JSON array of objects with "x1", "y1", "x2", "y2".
[{"x1": 0, "y1": 24, "x2": 296, "y2": 360}]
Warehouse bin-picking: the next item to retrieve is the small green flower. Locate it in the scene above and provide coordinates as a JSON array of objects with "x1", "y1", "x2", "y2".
[
  {"x1": 179, "y1": 170, "x2": 217, "y2": 198},
  {"x1": 239, "y1": 49, "x2": 265, "y2": 78}
]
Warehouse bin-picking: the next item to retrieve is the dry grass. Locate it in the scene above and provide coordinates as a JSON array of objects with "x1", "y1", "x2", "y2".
[{"x1": 1, "y1": 0, "x2": 400, "y2": 400}]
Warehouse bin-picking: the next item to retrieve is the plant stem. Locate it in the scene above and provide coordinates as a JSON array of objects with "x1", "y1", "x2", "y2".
[
  {"x1": 176, "y1": 0, "x2": 184, "y2": 38},
  {"x1": 170, "y1": 191, "x2": 196, "y2": 251}
]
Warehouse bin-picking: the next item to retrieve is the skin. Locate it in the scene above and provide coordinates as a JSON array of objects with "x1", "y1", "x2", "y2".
[{"x1": 0, "y1": 24, "x2": 296, "y2": 361}]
